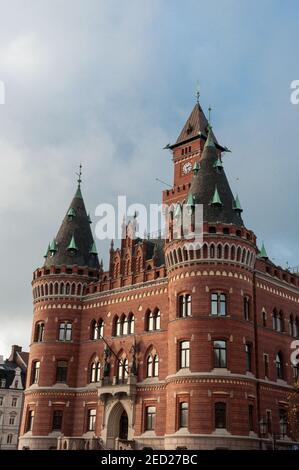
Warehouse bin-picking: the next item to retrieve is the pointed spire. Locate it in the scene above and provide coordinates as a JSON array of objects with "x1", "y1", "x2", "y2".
[
  {"x1": 67, "y1": 234, "x2": 78, "y2": 252},
  {"x1": 192, "y1": 161, "x2": 200, "y2": 175},
  {"x1": 89, "y1": 241, "x2": 98, "y2": 255},
  {"x1": 210, "y1": 186, "x2": 222, "y2": 206},
  {"x1": 44, "y1": 243, "x2": 50, "y2": 258},
  {"x1": 49, "y1": 239, "x2": 58, "y2": 253},
  {"x1": 204, "y1": 124, "x2": 215, "y2": 148},
  {"x1": 233, "y1": 194, "x2": 243, "y2": 213},
  {"x1": 259, "y1": 242, "x2": 268, "y2": 259},
  {"x1": 44, "y1": 174, "x2": 99, "y2": 268}
]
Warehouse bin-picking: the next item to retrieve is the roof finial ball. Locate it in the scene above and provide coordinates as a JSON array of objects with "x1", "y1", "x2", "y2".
[
  {"x1": 208, "y1": 106, "x2": 212, "y2": 125},
  {"x1": 76, "y1": 163, "x2": 82, "y2": 187}
]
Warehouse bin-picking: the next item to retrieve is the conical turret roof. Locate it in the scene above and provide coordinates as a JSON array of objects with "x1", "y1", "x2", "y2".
[
  {"x1": 189, "y1": 127, "x2": 244, "y2": 226},
  {"x1": 44, "y1": 183, "x2": 100, "y2": 269}
]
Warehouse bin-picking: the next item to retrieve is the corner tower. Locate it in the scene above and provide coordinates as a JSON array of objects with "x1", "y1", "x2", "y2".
[{"x1": 19, "y1": 172, "x2": 101, "y2": 450}]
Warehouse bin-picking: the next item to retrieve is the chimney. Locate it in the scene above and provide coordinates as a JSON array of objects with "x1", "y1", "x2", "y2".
[{"x1": 8, "y1": 345, "x2": 22, "y2": 362}]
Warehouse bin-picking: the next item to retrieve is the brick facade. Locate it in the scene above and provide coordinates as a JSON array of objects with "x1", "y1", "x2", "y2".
[{"x1": 19, "y1": 101, "x2": 299, "y2": 450}]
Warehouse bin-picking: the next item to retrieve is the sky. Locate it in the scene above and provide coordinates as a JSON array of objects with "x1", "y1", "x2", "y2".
[{"x1": 0, "y1": 0, "x2": 299, "y2": 358}]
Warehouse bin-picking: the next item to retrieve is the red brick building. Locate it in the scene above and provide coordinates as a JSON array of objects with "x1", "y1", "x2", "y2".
[{"x1": 19, "y1": 100, "x2": 299, "y2": 450}]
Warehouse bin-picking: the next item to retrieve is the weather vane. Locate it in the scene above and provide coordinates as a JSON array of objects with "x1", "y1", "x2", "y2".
[
  {"x1": 196, "y1": 81, "x2": 200, "y2": 104},
  {"x1": 76, "y1": 163, "x2": 82, "y2": 187}
]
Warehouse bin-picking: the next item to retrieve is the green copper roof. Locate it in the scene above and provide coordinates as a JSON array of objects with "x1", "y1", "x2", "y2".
[
  {"x1": 233, "y1": 194, "x2": 243, "y2": 212},
  {"x1": 67, "y1": 207, "x2": 76, "y2": 218},
  {"x1": 204, "y1": 124, "x2": 215, "y2": 148},
  {"x1": 192, "y1": 161, "x2": 200, "y2": 175},
  {"x1": 186, "y1": 192, "x2": 195, "y2": 207},
  {"x1": 211, "y1": 187, "x2": 222, "y2": 206},
  {"x1": 174, "y1": 203, "x2": 181, "y2": 218},
  {"x1": 259, "y1": 242, "x2": 268, "y2": 259},
  {"x1": 75, "y1": 185, "x2": 83, "y2": 199},
  {"x1": 89, "y1": 241, "x2": 98, "y2": 255},
  {"x1": 67, "y1": 234, "x2": 78, "y2": 251},
  {"x1": 44, "y1": 243, "x2": 50, "y2": 258},
  {"x1": 213, "y1": 157, "x2": 223, "y2": 170},
  {"x1": 49, "y1": 239, "x2": 58, "y2": 253}
]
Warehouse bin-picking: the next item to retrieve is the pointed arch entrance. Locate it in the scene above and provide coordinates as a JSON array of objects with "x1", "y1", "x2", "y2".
[{"x1": 106, "y1": 401, "x2": 130, "y2": 449}]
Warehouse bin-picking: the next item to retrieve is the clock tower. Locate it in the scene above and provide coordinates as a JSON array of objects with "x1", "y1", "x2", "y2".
[{"x1": 162, "y1": 98, "x2": 227, "y2": 207}]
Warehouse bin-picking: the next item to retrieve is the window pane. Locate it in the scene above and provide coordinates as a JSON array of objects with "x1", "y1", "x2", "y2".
[
  {"x1": 179, "y1": 402, "x2": 188, "y2": 428},
  {"x1": 215, "y1": 402, "x2": 226, "y2": 429},
  {"x1": 220, "y1": 294, "x2": 226, "y2": 316},
  {"x1": 211, "y1": 294, "x2": 218, "y2": 315}
]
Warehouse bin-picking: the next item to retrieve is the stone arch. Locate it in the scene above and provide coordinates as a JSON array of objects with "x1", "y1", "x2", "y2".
[
  {"x1": 178, "y1": 247, "x2": 183, "y2": 263},
  {"x1": 209, "y1": 243, "x2": 215, "y2": 259},
  {"x1": 105, "y1": 400, "x2": 131, "y2": 449},
  {"x1": 230, "y1": 244, "x2": 236, "y2": 261},
  {"x1": 217, "y1": 243, "x2": 222, "y2": 259}
]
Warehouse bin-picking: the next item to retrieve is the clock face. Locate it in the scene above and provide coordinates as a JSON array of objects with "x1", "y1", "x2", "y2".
[{"x1": 182, "y1": 162, "x2": 192, "y2": 175}]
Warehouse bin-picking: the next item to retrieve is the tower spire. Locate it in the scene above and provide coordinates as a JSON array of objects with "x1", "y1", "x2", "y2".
[{"x1": 196, "y1": 81, "x2": 200, "y2": 104}]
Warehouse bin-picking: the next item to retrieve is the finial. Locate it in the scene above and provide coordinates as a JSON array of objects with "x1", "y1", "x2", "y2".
[
  {"x1": 196, "y1": 81, "x2": 200, "y2": 104},
  {"x1": 208, "y1": 106, "x2": 212, "y2": 125},
  {"x1": 76, "y1": 163, "x2": 82, "y2": 187}
]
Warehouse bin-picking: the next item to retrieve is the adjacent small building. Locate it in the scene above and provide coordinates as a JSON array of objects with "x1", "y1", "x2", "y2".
[{"x1": 0, "y1": 345, "x2": 28, "y2": 449}]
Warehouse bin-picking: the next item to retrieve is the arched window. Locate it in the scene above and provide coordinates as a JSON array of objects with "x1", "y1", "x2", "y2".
[
  {"x1": 34, "y1": 322, "x2": 45, "y2": 342},
  {"x1": 116, "y1": 317, "x2": 121, "y2": 336},
  {"x1": 273, "y1": 309, "x2": 278, "y2": 330},
  {"x1": 153, "y1": 354, "x2": 159, "y2": 377},
  {"x1": 90, "y1": 360, "x2": 101, "y2": 383},
  {"x1": 155, "y1": 310, "x2": 161, "y2": 330},
  {"x1": 122, "y1": 315, "x2": 128, "y2": 335},
  {"x1": 146, "y1": 355, "x2": 153, "y2": 377},
  {"x1": 146, "y1": 353, "x2": 159, "y2": 378},
  {"x1": 277, "y1": 311, "x2": 284, "y2": 332},
  {"x1": 295, "y1": 317, "x2": 299, "y2": 337},
  {"x1": 117, "y1": 357, "x2": 128, "y2": 383},
  {"x1": 289, "y1": 315, "x2": 294, "y2": 337},
  {"x1": 276, "y1": 352, "x2": 283, "y2": 379},
  {"x1": 147, "y1": 311, "x2": 154, "y2": 331},
  {"x1": 244, "y1": 296, "x2": 250, "y2": 321},
  {"x1": 262, "y1": 311, "x2": 267, "y2": 327},
  {"x1": 128, "y1": 314, "x2": 135, "y2": 334}
]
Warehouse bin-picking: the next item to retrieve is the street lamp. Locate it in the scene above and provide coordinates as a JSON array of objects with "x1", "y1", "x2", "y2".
[
  {"x1": 279, "y1": 418, "x2": 287, "y2": 439},
  {"x1": 259, "y1": 418, "x2": 267, "y2": 450},
  {"x1": 259, "y1": 418, "x2": 267, "y2": 437}
]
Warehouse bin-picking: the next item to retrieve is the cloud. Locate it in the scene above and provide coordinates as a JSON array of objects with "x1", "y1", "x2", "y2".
[{"x1": 0, "y1": 0, "x2": 298, "y2": 357}]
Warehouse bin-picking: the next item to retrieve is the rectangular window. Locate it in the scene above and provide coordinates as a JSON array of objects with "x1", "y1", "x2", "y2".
[
  {"x1": 248, "y1": 404, "x2": 254, "y2": 431},
  {"x1": 11, "y1": 397, "x2": 17, "y2": 407},
  {"x1": 32, "y1": 361, "x2": 40, "y2": 384},
  {"x1": 59, "y1": 322, "x2": 72, "y2": 341},
  {"x1": 179, "y1": 294, "x2": 192, "y2": 317},
  {"x1": 215, "y1": 402, "x2": 226, "y2": 429},
  {"x1": 87, "y1": 409, "x2": 96, "y2": 431},
  {"x1": 26, "y1": 410, "x2": 34, "y2": 432},
  {"x1": 1, "y1": 379, "x2": 6, "y2": 388},
  {"x1": 7, "y1": 434, "x2": 13, "y2": 444},
  {"x1": 211, "y1": 293, "x2": 226, "y2": 316},
  {"x1": 145, "y1": 406, "x2": 156, "y2": 431},
  {"x1": 213, "y1": 340, "x2": 227, "y2": 368},
  {"x1": 179, "y1": 341, "x2": 190, "y2": 369},
  {"x1": 279, "y1": 409, "x2": 287, "y2": 437},
  {"x1": 52, "y1": 410, "x2": 63, "y2": 431},
  {"x1": 9, "y1": 415, "x2": 15, "y2": 425},
  {"x1": 244, "y1": 297, "x2": 250, "y2": 320},
  {"x1": 179, "y1": 402, "x2": 188, "y2": 428},
  {"x1": 245, "y1": 344, "x2": 252, "y2": 372},
  {"x1": 56, "y1": 361, "x2": 68, "y2": 383},
  {"x1": 0, "y1": 396, "x2": 3, "y2": 406}
]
